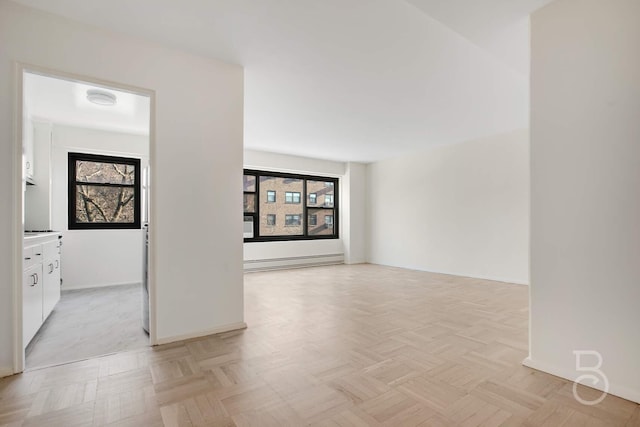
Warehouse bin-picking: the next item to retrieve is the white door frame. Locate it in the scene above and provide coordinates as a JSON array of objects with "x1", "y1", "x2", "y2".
[{"x1": 12, "y1": 63, "x2": 158, "y2": 373}]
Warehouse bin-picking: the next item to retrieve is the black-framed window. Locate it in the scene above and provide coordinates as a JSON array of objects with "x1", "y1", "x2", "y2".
[
  {"x1": 243, "y1": 169, "x2": 339, "y2": 242},
  {"x1": 68, "y1": 152, "x2": 141, "y2": 230}
]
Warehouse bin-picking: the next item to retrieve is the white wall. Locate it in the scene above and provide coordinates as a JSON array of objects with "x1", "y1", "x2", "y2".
[
  {"x1": 48, "y1": 124, "x2": 148, "y2": 290},
  {"x1": 367, "y1": 129, "x2": 529, "y2": 284},
  {"x1": 24, "y1": 120, "x2": 52, "y2": 230},
  {"x1": 343, "y1": 162, "x2": 367, "y2": 265},
  {"x1": 528, "y1": 0, "x2": 640, "y2": 403},
  {"x1": 0, "y1": 1, "x2": 244, "y2": 374},
  {"x1": 243, "y1": 150, "x2": 367, "y2": 269}
]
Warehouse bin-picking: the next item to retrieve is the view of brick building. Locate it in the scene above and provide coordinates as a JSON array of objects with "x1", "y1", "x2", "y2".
[{"x1": 243, "y1": 173, "x2": 336, "y2": 239}]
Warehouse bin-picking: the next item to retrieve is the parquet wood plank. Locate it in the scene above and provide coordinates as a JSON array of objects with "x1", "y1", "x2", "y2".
[{"x1": 0, "y1": 264, "x2": 637, "y2": 426}]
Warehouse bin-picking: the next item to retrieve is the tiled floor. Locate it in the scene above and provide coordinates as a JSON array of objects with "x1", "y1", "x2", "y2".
[
  {"x1": 2, "y1": 264, "x2": 638, "y2": 426},
  {"x1": 26, "y1": 284, "x2": 149, "y2": 369}
]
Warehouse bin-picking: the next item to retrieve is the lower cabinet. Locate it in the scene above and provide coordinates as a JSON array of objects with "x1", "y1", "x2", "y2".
[
  {"x1": 42, "y1": 240, "x2": 61, "y2": 319},
  {"x1": 23, "y1": 234, "x2": 62, "y2": 348},
  {"x1": 23, "y1": 264, "x2": 43, "y2": 347}
]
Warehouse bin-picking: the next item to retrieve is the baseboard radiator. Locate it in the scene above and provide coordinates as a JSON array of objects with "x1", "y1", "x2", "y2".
[{"x1": 244, "y1": 253, "x2": 344, "y2": 272}]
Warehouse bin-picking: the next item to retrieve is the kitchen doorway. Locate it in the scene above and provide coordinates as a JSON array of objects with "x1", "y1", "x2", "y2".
[{"x1": 16, "y1": 67, "x2": 155, "y2": 371}]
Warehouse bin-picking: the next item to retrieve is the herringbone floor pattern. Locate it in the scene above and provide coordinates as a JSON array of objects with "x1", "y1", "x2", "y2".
[{"x1": 1, "y1": 264, "x2": 638, "y2": 426}]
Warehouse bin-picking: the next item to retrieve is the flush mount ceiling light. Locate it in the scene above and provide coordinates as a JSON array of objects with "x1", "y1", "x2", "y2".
[{"x1": 86, "y1": 89, "x2": 117, "y2": 106}]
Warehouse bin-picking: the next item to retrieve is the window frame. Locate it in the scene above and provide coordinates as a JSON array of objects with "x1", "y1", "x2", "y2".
[
  {"x1": 266, "y1": 190, "x2": 276, "y2": 203},
  {"x1": 324, "y1": 194, "x2": 334, "y2": 207},
  {"x1": 284, "y1": 214, "x2": 301, "y2": 226},
  {"x1": 325, "y1": 215, "x2": 334, "y2": 227},
  {"x1": 284, "y1": 191, "x2": 301, "y2": 204},
  {"x1": 68, "y1": 152, "x2": 142, "y2": 230},
  {"x1": 243, "y1": 169, "x2": 339, "y2": 242}
]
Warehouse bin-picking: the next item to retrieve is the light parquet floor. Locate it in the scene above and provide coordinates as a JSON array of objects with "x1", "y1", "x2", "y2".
[{"x1": 1, "y1": 264, "x2": 638, "y2": 426}]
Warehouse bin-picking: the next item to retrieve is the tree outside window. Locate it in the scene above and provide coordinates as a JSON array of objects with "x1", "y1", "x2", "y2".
[{"x1": 69, "y1": 153, "x2": 141, "y2": 229}]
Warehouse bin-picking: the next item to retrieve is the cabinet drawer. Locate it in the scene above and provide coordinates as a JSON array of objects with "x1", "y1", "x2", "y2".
[
  {"x1": 43, "y1": 240, "x2": 60, "y2": 260},
  {"x1": 23, "y1": 244, "x2": 43, "y2": 269}
]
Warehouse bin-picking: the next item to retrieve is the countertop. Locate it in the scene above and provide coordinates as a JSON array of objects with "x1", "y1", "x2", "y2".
[{"x1": 24, "y1": 231, "x2": 62, "y2": 242}]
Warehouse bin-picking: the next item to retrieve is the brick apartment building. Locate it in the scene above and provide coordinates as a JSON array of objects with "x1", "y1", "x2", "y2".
[{"x1": 243, "y1": 174, "x2": 335, "y2": 238}]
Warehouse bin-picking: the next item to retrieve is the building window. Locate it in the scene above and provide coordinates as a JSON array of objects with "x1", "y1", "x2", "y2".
[
  {"x1": 68, "y1": 152, "x2": 141, "y2": 230},
  {"x1": 285, "y1": 214, "x2": 301, "y2": 226},
  {"x1": 325, "y1": 215, "x2": 334, "y2": 227},
  {"x1": 243, "y1": 215, "x2": 254, "y2": 239},
  {"x1": 285, "y1": 191, "x2": 301, "y2": 204},
  {"x1": 243, "y1": 169, "x2": 338, "y2": 241}
]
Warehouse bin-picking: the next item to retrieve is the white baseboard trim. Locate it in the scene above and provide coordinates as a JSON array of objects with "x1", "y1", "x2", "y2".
[
  {"x1": 62, "y1": 281, "x2": 141, "y2": 291},
  {"x1": 244, "y1": 253, "x2": 344, "y2": 272},
  {"x1": 523, "y1": 357, "x2": 640, "y2": 404},
  {"x1": 0, "y1": 367, "x2": 15, "y2": 378},
  {"x1": 154, "y1": 322, "x2": 248, "y2": 346},
  {"x1": 370, "y1": 262, "x2": 529, "y2": 286}
]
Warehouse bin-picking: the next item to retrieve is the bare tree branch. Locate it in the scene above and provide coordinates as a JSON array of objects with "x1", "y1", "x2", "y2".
[{"x1": 79, "y1": 185, "x2": 108, "y2": 222}]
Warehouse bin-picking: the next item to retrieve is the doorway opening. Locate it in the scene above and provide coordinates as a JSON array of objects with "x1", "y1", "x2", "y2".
[{"x1": 18, "y1": 68, "x2": 153, "y2": 370}]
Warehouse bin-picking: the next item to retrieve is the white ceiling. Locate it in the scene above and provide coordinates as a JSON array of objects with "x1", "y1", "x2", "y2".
[
  {"x1": 406, "y1": 0, "x2": 555, "y2": 75},
  {"x1": 23, "y1": 72, "x2": 150, "y2": 135},
  {"x1": 13, "y1": 0, "x2": 551, "y2": 163}
]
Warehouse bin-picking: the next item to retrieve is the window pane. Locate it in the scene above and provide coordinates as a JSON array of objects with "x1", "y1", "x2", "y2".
[
  {"x1": 325, "y1": 215, "x2": 334, "y2": 226},
  {"x1": 76, "y1": 185, "x2": 135, "y2": 223},
  {"x1": 285, "y1": 214, "x2": 301, "y2": 226},
  {"x1": 76, "y1": 161, "x2": 135, "y2": 185},
  {"x1": 243, "y1": 215, "x2": 254, "y2": 239},
  {"x1": 307, "y1": 208, "x2": 335, "y2": 236},
  {"x1": 243, "y1": 193, "x2": 256, "y2": 213},
  {"x1": 307, "y1": 180, "x2": 334, "y2": 207},
  {"x1": 285, "y1": 191, "x2": 301, "y2": 204},
  {"x1": 259, "y1": 176, "x2": 304, "y2": 236},
  {"x1": 243, "y1": 175, "x2": 256, "y2": 192}
]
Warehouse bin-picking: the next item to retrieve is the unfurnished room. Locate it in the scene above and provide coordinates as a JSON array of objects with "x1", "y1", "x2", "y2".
[{"x1": 0, "y1": 0, "x2": 638, "y2": 426}]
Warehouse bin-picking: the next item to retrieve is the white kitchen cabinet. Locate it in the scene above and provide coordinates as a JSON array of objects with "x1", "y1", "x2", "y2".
[
  {"x1": 42, "y1": 240, "x2": 61, "y2": 320},
  {"x1": 23, "y1": 264, "x2": 43, "y2": 346},
  {"x1": 23, "y1": 233, "x2": 62, "y2": 348}
]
